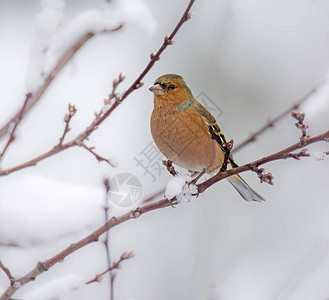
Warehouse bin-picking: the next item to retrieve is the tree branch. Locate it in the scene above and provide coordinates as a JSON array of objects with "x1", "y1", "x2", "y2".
[
  {"x1": 234, "y1": 86, "x2": 318, "y2": 152},
  {"x1": 102, "y1": 178, "x2": 114, "y2": 299},
  {"x1": 86, "y1": 251, "x2": 134, "y2": 285},
  {"x1": 0, "y1": 261, "x2": 14, "y2": 286},
  {"x1": 0, "y1": 24, "x2": 123, "y2": 148},
  {"x1": 58, "y1": 104, "x2": 77, "y2": 146},
  {"x1": 0, "y1": 93, "x2": 32, "y2": 163},
  {"x1": 82, "y1": 0, "x2": 195, "y2": 138},
  {"x1": 0, "y1": 200, "x2": 169, "y2": 300},
  {"x1": 0, "y1": 0, "x2": 195, "y2": 177},
  {"x1": 197, "y1": 128, "x2": 329, "y2": 193},
  {"x1": 80, "y1": 143, "x2": 115, "y2": 167},
  {"x1": 219, "y1": 139, "x2": 234, "y2": 172},
  {"x1": 1, "y1": 114, "x2": 328, "y2": 300},
  {"x1": 291, "y1": 111, "x2": 310, "y2": 145}
]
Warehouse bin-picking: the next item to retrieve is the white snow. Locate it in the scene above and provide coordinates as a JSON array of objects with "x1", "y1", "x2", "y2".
[
  {"x1": 22, "y1": 274, "x2": 81, "y2": 300},
  {"x1": 26, "y1": 0, "x2": 156, "y2": 91},
  {"x1": 177, "y1": 181, "x2": 198, "y2": 203},
  {"x1": 165, "y1": 174, "x2": 197, "y2": 203},
  {"x1": 26, "y1": 0, "x2": 65, "y2": 91},
  {"x1": 165, "y1": 174, "x2": 186, "y2": 200},
  {"x1": 0, "y1": 175, "x2": 104, "y2": 247},
  {"x1": 1, "y1": 1, "x2": 329, "y2": 300},
  {"x1": 309, "y1": 151, "x2": 327, "y2": 161}
]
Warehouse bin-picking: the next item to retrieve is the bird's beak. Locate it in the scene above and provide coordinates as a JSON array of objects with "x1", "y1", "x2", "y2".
[{"x1": 149, "y1": 84, "x2": 164, "y2": 95}]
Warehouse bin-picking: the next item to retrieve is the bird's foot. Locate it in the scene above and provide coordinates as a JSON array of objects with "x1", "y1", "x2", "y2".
[{"x1": 169, "y1": 197, "x2": 180, "y2": 208}]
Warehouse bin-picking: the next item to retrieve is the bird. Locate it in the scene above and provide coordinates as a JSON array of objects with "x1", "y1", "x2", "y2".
[{"x1": 149, "y1": 74, "x2": 265, "y2": 202}]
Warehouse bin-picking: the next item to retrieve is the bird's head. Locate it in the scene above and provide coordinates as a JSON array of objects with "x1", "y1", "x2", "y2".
[{"x1": 149, "y1": 74, "x2": 192, "y2": 105}]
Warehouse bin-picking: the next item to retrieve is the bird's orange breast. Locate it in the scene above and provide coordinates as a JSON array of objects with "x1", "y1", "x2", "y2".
[{"x1": 150, "y1": 104, "x2": 224, "y2": 173}]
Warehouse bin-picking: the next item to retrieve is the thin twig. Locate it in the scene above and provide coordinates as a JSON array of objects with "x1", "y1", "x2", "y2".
[
  {"x1": 250, "y1": 166, "x2": 274, "y2": 185},
  {"x1": 291, "y1": 111, "x2": 310, "y2": 145},
  {"x1": 0, "y1": 261, "x2": 14, "y2": 285},
  {"x1": 0, "y1": 24, "x2": 123, "y2": 142},
  {"x1": 102, "y1": 178, "x2": 114, "y2": 299},
  {"x1": 58, "y1": 104, "x2": 77, "y2": 146},
  {"x1": 0, "y1": 242, "x2": 21, "y2": 248},
  {"x1": 82, "y1": 0, "x2": 195, "y2": 138},
  {"x1": 288, "y1": 148, "x2": 309, "y2": 160},
  {"x1": 1, "y1": 118, "x2": 328, "y2": 300},
  {"x1": 234, "y1": 86, "x2": 318, "y2": 152},
  {"x1": 0, "y1": 93, "x2": 32, "y2": 162},
  {"x1": 84, "y1": 74, "x2": 126, "y2": 137},
  {"x1": 0, "y1": 0, "x2": 195, "y2": 177},
  {"x1": 107, "y1": 73, "x2": 125, "y2": 105},
  {"x1": 219, "y1": 139, "x2": 234, "y2": 172},
  {"x1": 80, "y1": 144, "x2": 115, "y2": 167},
  {"x1": 86, "y1": 251, "x2": 134, "y2": 285},
  {"x1": 198, "y1": 128, "x2": 329, "y2": 193}
]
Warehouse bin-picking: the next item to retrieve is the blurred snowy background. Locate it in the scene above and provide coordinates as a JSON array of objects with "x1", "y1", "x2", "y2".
[{"x1": 1, "y1": 0, "x2": 329, "y2": 299}]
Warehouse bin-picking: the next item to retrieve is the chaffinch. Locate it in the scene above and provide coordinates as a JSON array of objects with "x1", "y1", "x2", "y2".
[{"x1": 149, "y1": 74, "x2": 265, "y2": 202}]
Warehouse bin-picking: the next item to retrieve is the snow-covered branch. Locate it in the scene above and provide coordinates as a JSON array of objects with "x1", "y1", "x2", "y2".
[
  {"x1": 1, "y1": 111, "x2": 328, "y2": 300},
  {"x1": 0, "y1": 0, "x2": 195, "y2": 177},
  {"x1": 0, "y1": 23, "x2": 122, "y2": 159}
]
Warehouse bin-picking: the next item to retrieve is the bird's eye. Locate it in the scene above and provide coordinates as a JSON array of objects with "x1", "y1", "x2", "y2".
[{"x1": 169, "y1": 84, "x2": 176, "y2": 90}]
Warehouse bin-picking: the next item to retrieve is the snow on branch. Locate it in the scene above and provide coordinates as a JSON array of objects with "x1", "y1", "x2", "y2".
[
  {"x1": 2, "y1": 110, "x2": 328, "y2": 300},
  {"x1": 0, "y1": 1, "x2": 196, "y2": 297},
  {"x1": 0, "y1": 16, "x2": 123, "y2": 161},
  {"x1": 2, "y1": 0, "x2": 329, "y2": 299},
  {"x1": 0, "y1": 0, "x2": 195, "y2": 177}
]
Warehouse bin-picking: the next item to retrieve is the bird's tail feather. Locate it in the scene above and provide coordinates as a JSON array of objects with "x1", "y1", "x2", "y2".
[{"x1": 227, "y1": 174, "x2": 265, "y2": 202}]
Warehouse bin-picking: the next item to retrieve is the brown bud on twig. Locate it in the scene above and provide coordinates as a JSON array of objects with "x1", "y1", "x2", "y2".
[
  {"x1": 163, "y1": 160, "x2": 177, "y2": 176},
  {"x1": 58, "y1": 104, "x2": 78, "y2": 147},
  {"x1": 251, "y1": 165, "x2": 274, "y2": 185},
  {"x1": 267, "y1": 119, "x2": 274, "y2": 127},
  {"x1": 150, "y1": 53, "x2": 160, "y2": 61},
  {"x1": 81, "y1": 143, "x2": 115, "y2": 167},
  {"x1": 68, "y1": 104, "x2": 77, "y2": 117},
  {"x1": 164, "y1": 36, "x2": 173, "y2": 45},
  {"x1": 288, "y1": 148, "x2": 309, "y2": 160},
  {"x1": 291, "y1": 111, "x2": 310, "y2": 145},
  {"x1": 118, "y1": 72, "x2": 125, "y2": 82},
  {"x1": 135, "y1": 82, "x2": 144, "y2": 89},
  {"x1": 122, "y1": 251, "x2": 135, "y2": 259},
  {"x1": 129, "y1": 207, "x2": 141, "y2": 219}
]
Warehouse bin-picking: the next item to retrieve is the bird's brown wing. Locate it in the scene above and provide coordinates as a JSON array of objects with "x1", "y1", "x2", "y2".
[{"x1": 196, "y1": 103, "x2": 238, "y2": 168}]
